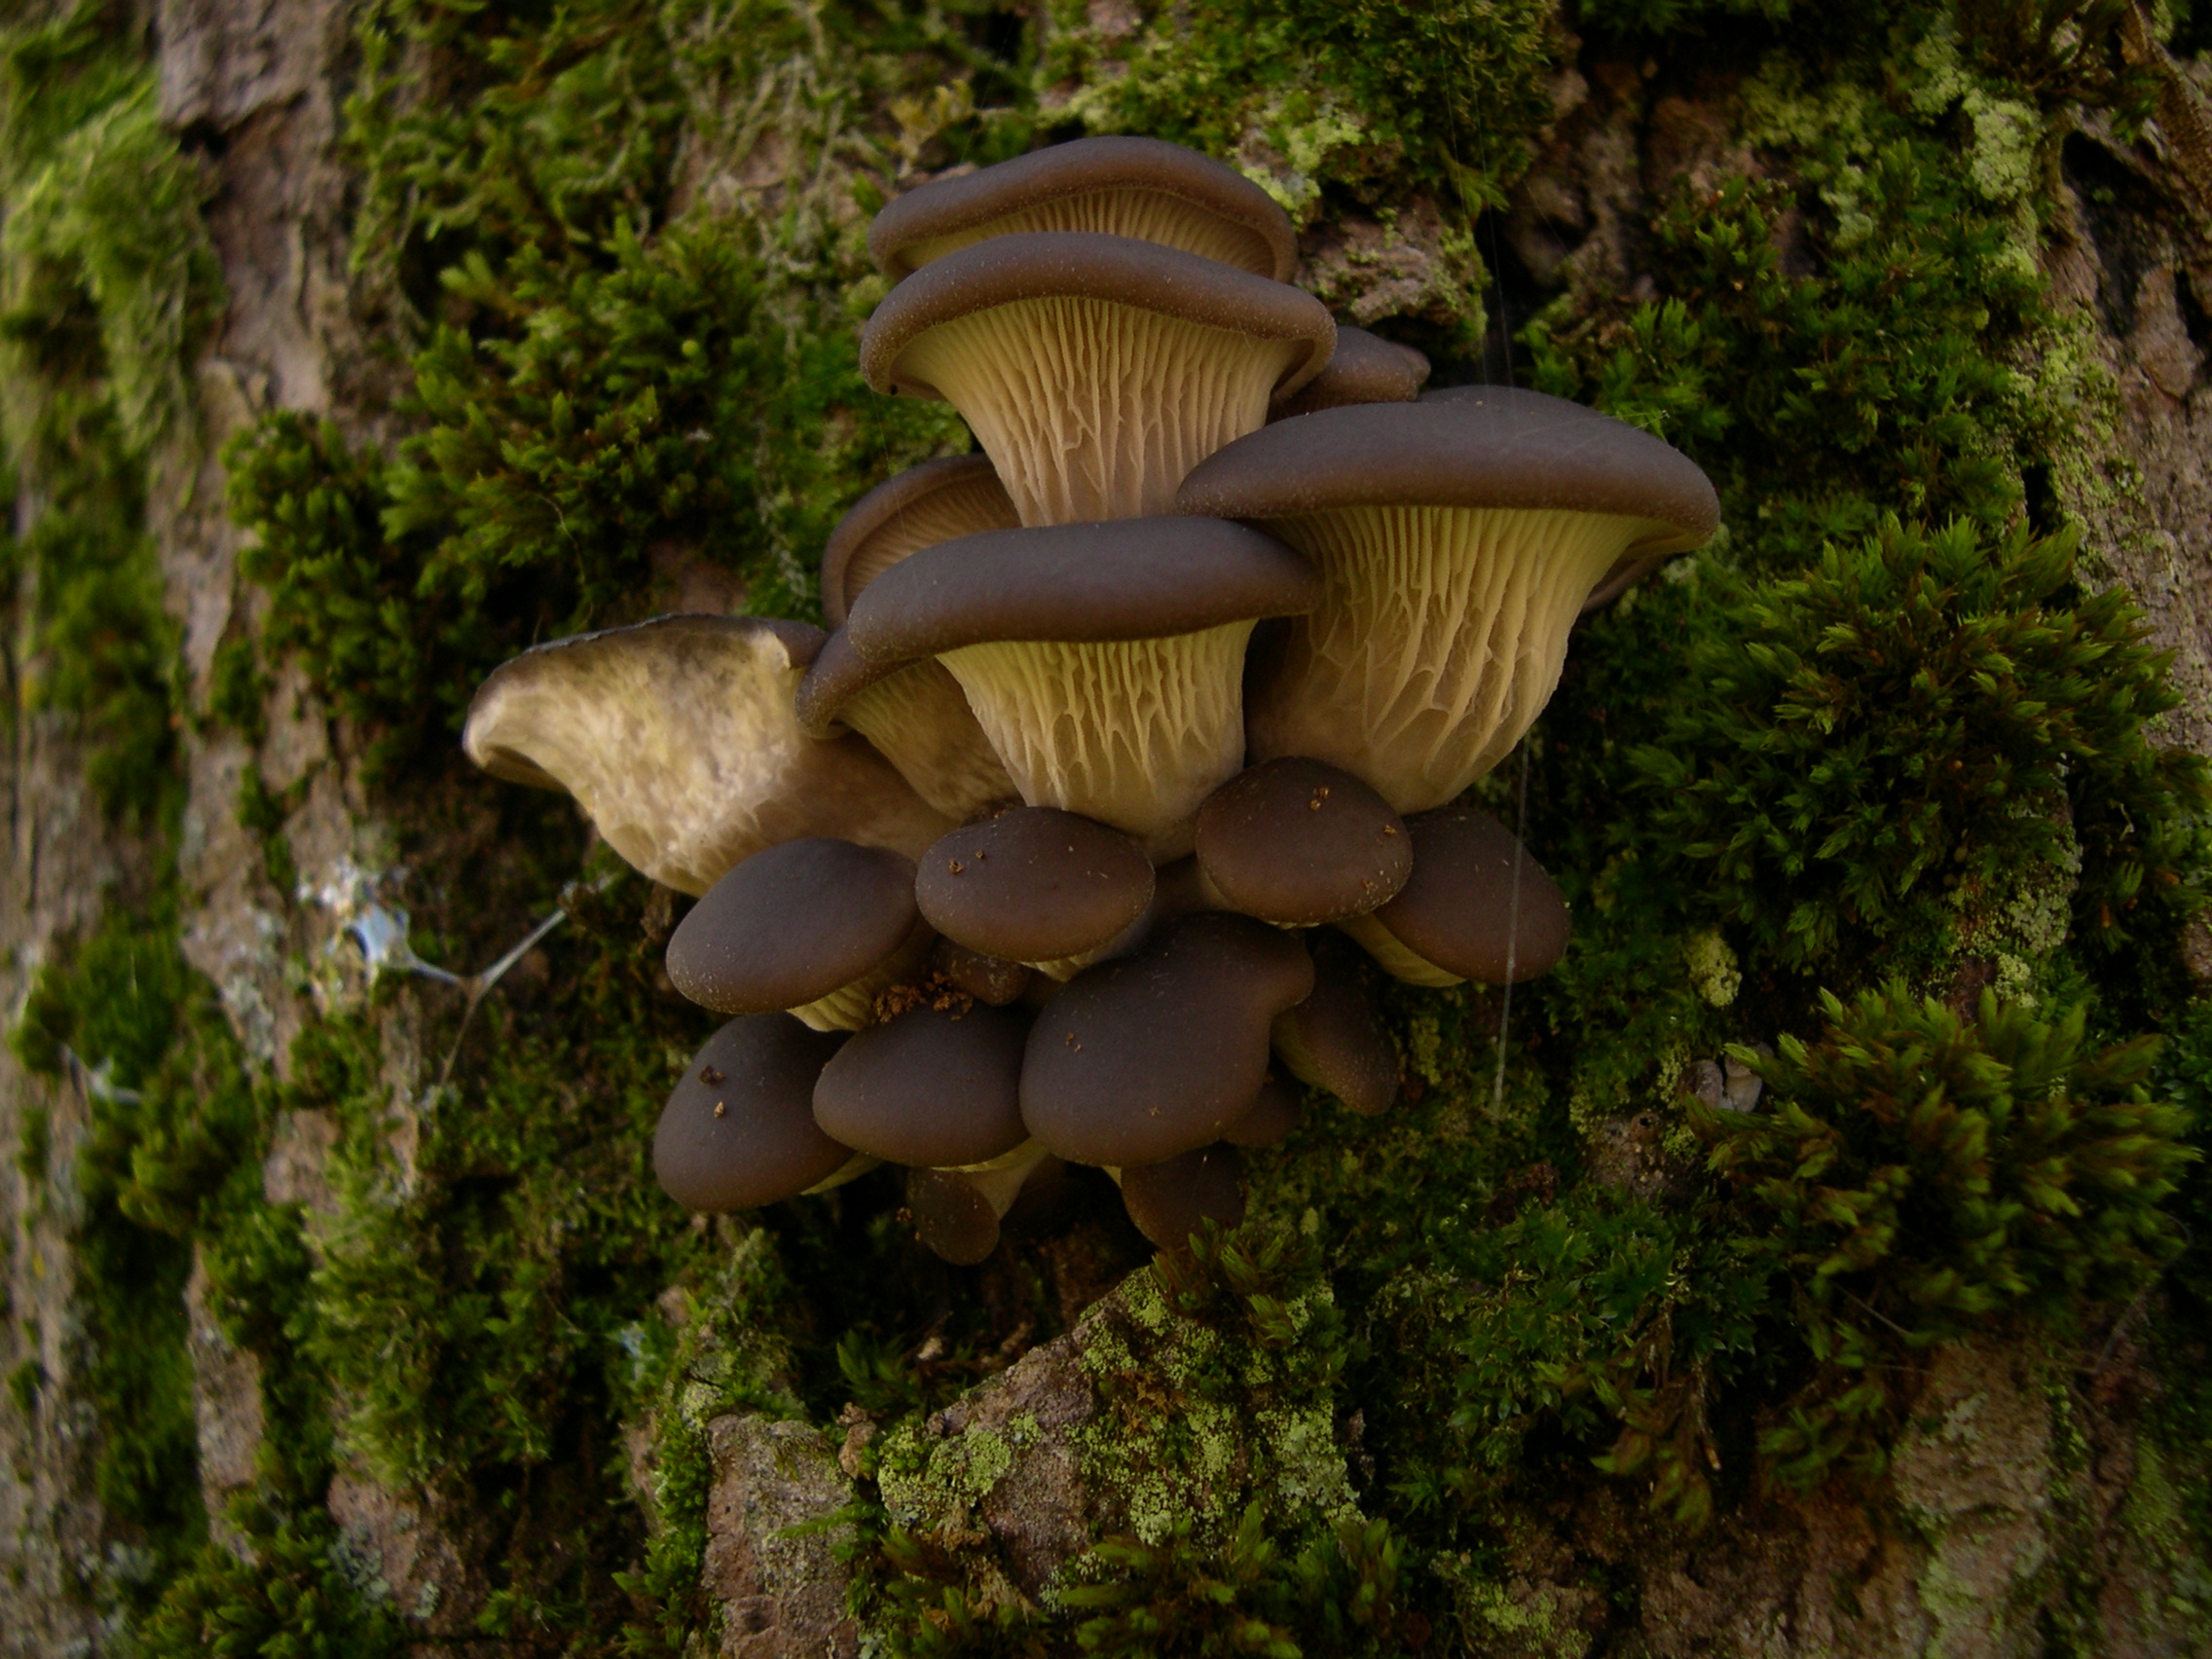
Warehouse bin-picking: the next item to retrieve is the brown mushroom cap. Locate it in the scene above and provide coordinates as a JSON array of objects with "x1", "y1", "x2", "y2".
[
  {"x1": 1272, "y1": 960, "x2": 1399, "y2": 1116},
  {"x1": 1175, "y1": 390, "x2": 1719, "y2": 813},
  {"x1": 1270, "y1": 326, "x2": 1430, "y2": 422},
  {"x1": 1020, "y1": 912, "x2": 1313, "y2": 1166},
  {"x1": 860, "y1": 232, "x2": 1335, "y2": 524},
  {"x1": 1120, "y1": 1144, "x2": 1245, "y2": 1252},
  {"x1": 845, "y1": 518, "x2": 1318, "y2": 860},
  {"x1": 915, "y1": 808, "x2": 1156, "y2": 967},
  {"x1": 1339, "y1": 807, "x2": 1570, "y2": 987},
  {"x1": 462, "y1": 615, "x2": 950, "y2": 894},
  {"x1": 933, "y1": 938, "x2": 1032, "y2": 1006},
  {"x1": 1194, "y1": 757, "x2": 1411, "y2": 926},
  {"x1": 793, "y1": 628, "x2": 1017, "y2": 825},
  {"x1": 1222, "y1": 1076, "x2": 1301, "y2": 1148},
  {"x1": 654, "y1": 1014, "x2": 852, "y2": 1211},
  {"x1": 868, "y1": 135, "x2": 1298, "y2": 282},
  {"x1": 904, "y1": 1166, "x2": 1002, "y2": 1265},
  {"x1": 821, "y1": 455, "x2": 1020, "y2": 627},
  {"x1": 667, "y1": 838, "x2": 925, "y2": 1019},
  {"x1": 812, "y1": 1002, "x2": 1029, "y2": 1167}
]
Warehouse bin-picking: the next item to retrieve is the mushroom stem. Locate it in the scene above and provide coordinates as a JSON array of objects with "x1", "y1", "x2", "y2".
[
  {"x1": 802, "y1": 1153, "x2": 883, "y2": 1195},
  {"x1": 941, "y1": 626, "x2": 1256, "y2": 862},
  {"x1": 949, "y1": 1139, "x2": 1051, "y2": 1217},
  {"x1": 1247, "y1": 505, "x2": 1641, "y2": 812}
]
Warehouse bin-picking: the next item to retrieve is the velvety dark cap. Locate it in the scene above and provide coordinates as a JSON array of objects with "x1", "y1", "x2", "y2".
[
  {"x1": 933, "y1": 937, "x2": 1032, "y2": 1006},
  {"x1": 1120, "y1": 1144, "x2": 1245, "y2": 1252},
  {"x1": 821, "y1": 456, "x2": 1018, "y2": 627},
  {"x1": 1020, "y1": 912, "x2": 1314, "y2": 1166},
  {"x1": 653, "y1": 1014, "x2": 852, "y2": 1210},
  {"x1": 1223, "y1": 1076, "x2": 1301, "y2": 1148},
  {"x1": 1194, "y1": 757, "x2": 1411, "y2": 925},
  {"x1": 844, "y1": 516, "x2": 1318, "y2": 666},
  {"x1": 916, "y1": 808, "x2": 1156, "y2": 964},
  {"x1": 811, "y1": 1002, "x2": 1029, "y2": 1166},
  {"x1": 667, "y1": 838, "x2": 921, "y2": 1014},
  {"x1": 1273, "y1": 962, "x2": 1399, "y2": 1116},
  {"x1": 1271, "y1": 326, "x2": 1429, "y2": 422},
  {"x1": 1375, "y1": 808, "x2": 1570, "y2": 984},
  {"x1": 869, "y1": 136, "x2": 1298, "y2": 281},
  {"x1": 1176, "y1": 387, "x2": 1719, "y2": 555},
  {"x1": 904, "y1": 1167, "x2": 1001, "y2": 1265},
  {"x1": 860, "y1": 232, "x2": 1335, "y2": 404}
]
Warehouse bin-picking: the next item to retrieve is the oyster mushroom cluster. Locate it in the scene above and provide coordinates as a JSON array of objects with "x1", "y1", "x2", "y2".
[{"x1": 461, "y1": 137, "x2": 1718, "y2": 1263}]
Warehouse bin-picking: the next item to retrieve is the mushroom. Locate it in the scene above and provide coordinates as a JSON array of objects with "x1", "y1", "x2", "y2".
[
  {"x1": 794, "y1": 627, "x2": 1018, "y2": 825},
  {"x1": 1223, "y1": 1076, "x2": 1301, "y2": 1148},
  {"x1": 653, "y1": 1014, "x2": 863, "y2": 1210},
  {"x1": 1271, "y1": 956, "x2": 1399, "y2": 1116},
  {"x1": 914, "y1": 807, "x2": 1157, "y2": 978},
  {"x1": 811, "y1": 1001, "x2": 1029, "y2": 1167},
  {"x1": 932, "y1": 937, "x2": 1032, "y2": 1006},
  {"x1": 1192, "y1": 756, "x2": 1411, "y2": 926},
  {"x1": 903, "y1": 1140, "x2": 1055, "y2": 1266},
  {"x1": 1270, "y1": 326, "x2": 1430, "y2": 422},
  {"x1": 463, "y1": 614, "x2": 950, "y2": 894},
  {"x1": 821, "y1": 455, "x2": 1020, "y2": 627},
  {"x1": 868, "y1": 134, "x2": 1298, "y2": 283},
  {"x1": 1175, "y1": 387, "x2": 1719, "y2": 813},
  {"x1": 1336, "y1": 807, "x2": 1570, "y2": 988},
  {"x1": 666, "y1": 837, "x2": 935, "y2": 1031},
  {"x1": 843, "y1": 516, "x2": 1320, "y2": 861},
  {"x1": 860, "y1": 232, "x2": 1335, "y2": 523},
  {"x1": 1118, "y1": 1144, "x2": 1245, "y2": 1253},
  {"x1": 1020, "y1": 912, "x2": 1313, "y2": 1166}
]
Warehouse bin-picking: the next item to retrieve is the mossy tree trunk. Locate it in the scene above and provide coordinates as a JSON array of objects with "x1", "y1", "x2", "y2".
[{"x1": 4, "y1": 0, "x2": 2212, "y2": 1654}]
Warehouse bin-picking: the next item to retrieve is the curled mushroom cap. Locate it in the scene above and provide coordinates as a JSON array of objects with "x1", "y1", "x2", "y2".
[
  {"x1": 869, "y1": 136, "x2": 1298, "y2": 282},
  {"x1": 794, "y1": 628, "x2": 1017, "y2": 825},
  {"x1": 1271, "y1": 327, "x2": 1430, "y2": 422},
  {"x1": 1194, "y1": 757, "x2": 1411, "y2": 926},
  {"x1": 1120, "y1": 1144, "x2": 1245, "y2": 1253},
  {"x1": 915, "y1": 808, "x2": 1156, "y2": 971},
  {"x1": 1021, "y1": 912, "x2": 1313, "y2": 1166},
  {"x1": 822, "y1": 455, "x2": 1019, "y2": 627},
  {"x1": 463, "y1": 615, "x2": 950, "y2": 895},
  {"x1": 1337, "y1": 807, "x2": 1570, "y2": 987},
  {"x1": 667, "y1": 838, "x2": 933, "y2": 1031},
  {"x1": 861, "y1": 232, "x2": 1335, "y2": 524},
  {"x1": 845, "y1": 517, "x2": 1319, "y2": 861},
  {"x1": 654, "y1": 1014, "x2": 853, "y2": 1210},
  {"x1": 1272, "y1": 958, "x2": 1399, "y2": 1116},
  {"x1": 1223, "y1": 1076, "x2": 1301, "y2": 1148},
  {"x1": 1176, "y1": 388, "x2": 1718, "y2": 813},
  {"x1": 811, "y1": 1001, "x2": 1029, "y2": 1167}
]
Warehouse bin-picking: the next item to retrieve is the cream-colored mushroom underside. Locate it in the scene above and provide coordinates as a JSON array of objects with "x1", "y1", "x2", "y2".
[
  {"x1": 900, "y1": 189, "x2": 1279, "y2": 278},
  {"x1": 1245, "y1": 505, "x2": 1654, "y2": 814},
  {"x1": 946, "y1": 1139, "x2": 1051, "y2": 1217},
  {"x1": 940, "y1": 624, "x2": 1256, "y2": 863},
  {"x1": 841, "y1": 472, "x2": 1019, "y2": 609},
  {"x1": 1333, "y1": 910, "x2": 1463, "y2": 988},
  {"x1": 789, "y1": 917, "x2": 938, "y2": 1032},
  {"x1": 462, "y1": 626, "x2": 949, "y2": 895},
  {"x1": 897, "y1": 299, "x2": 1305, "y2": 523},
  {"x1": 838, "y1": 660, "x2": 1018, "y2": 823}
]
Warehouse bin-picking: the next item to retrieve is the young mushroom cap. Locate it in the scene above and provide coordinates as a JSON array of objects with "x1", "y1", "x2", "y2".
[
  {"x1": 1222, "y1": 1076, "x2": 1301, "y2": 1148},
  {"x1": 903, "y1": 1166, "x2": 1003, "y2": 1265},
  {"x1": 667, "y1": 838, "x2": 932, "y2": 1031},
  {"x1": 1337, "y1": 807, "x2": 1570, "y2": 987},
  {"x1": 1120, "y1": 1144, "x2": 1245, "y2": 1253},
  {"x1": 462, "y1": 614, "x2": 949, "y2": 895},
  {"x1": 860, "y1": 232, "x2": 1336, "y2": 523},
  {"x1": 1193, "y1": 756, "x2": 1412, "y2": 925},
  {"x1": 915, "y1": 807, "x2": 1157, "y2": 968},
  {"x1": 821, "y1": 455, "x2": 1020, "y2": 627},
  {"x1": 654, "y1": 1014, "x2": 853, "y2": 1211},
  {"x1": 811, "y1": 1001, "x2": 1030, "y2": 1167},
  {"x1": 868, "y1": 135, "x2": 1298, "y2": 281},
  {"x1": 844, "y1": 517, "x2": 1320, "y2": 861},
  {"x1": 1271, "y1": 958, "x2": 1400, "y2": 1116},
  {"x1": 1270, "y1": 326, "x2": 1430, "y2": 422},
  {"x1": 1020, "y1": 912, "x2": 1313, "y2": 1166},
  {"x1": 1175, "y1": 388, "x2": 1719, "y2": 813},
  {"x1": 794, "y1": 628, "x2": 1017, "y2": 825},
  {"x1": 932, "y1": 938, "x2": 1033, "y2": 1006}
]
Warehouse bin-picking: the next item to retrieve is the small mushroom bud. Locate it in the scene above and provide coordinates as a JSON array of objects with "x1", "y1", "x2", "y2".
[
  {"x1": 812, "y1": 1002, "x2": 1029, "y2": 1168},
  {"x1": 1270, "y1": 326, "x2": 1429, "y2": 422},
  {"x1": 903, "y1": 1141, "x2": 1053, "y2": 1265},
  {"x1": 932, "y1": 938, "x2": 1031, "y2": 1006},
  {"x1": 1337, "y1": 808, "x2": 1569, "y2": 988},
  {"x1": 1120, "y1": 1144, "x2": 1245, "y2": 1253},
  {"x1": 915, "y1": 807, "x2": 1156, "y2": 975},
  {"x1": 1194, "y1": 756, "x2": 1411, "y2": 926},
  {"x1": 654, "y1": 1015, "x2": 856, "y2": 1211},
  {"x1": 1272, "y1": 959, "x2": 1399, "y2": 1116},
  {"x1": 1222, "y1": 1076, "x2": 1301, "y2": 1148}
]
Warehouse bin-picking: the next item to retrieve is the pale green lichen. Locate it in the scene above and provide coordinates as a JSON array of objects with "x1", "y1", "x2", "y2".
[{"x1": 1683, "y1": 930, "x2": 1742, "y2": 1009}]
